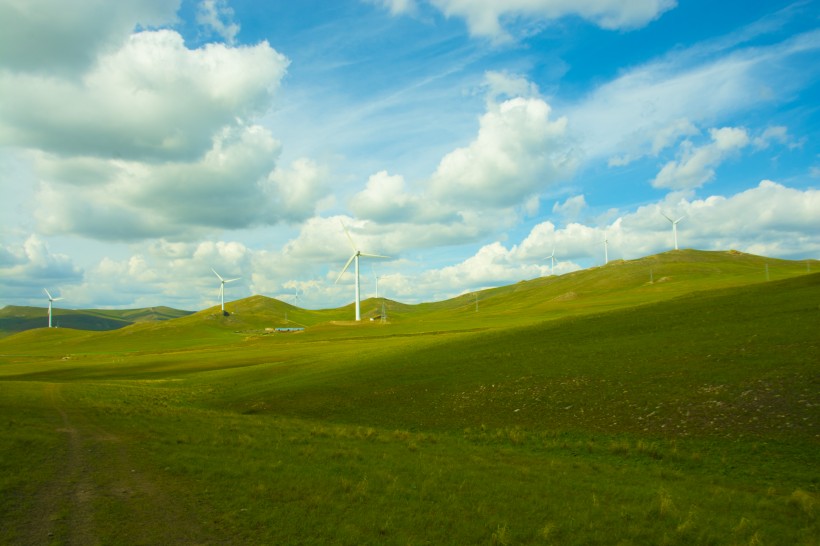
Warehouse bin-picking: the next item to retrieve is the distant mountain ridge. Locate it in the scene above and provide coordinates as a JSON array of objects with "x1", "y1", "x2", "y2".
[{"x1": 0, "y1": 305, "x2": 193, "y2": 337}]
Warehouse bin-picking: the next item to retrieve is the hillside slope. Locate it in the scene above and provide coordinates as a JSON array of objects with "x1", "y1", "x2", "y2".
[{"x1": 0, "y1": 305, "x2": 193, "y2": 337}]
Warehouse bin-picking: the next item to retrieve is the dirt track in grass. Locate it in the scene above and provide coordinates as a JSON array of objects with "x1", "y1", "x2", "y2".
[{"x1": 15, "y1": 383, "x2": 209, "y2": 545}]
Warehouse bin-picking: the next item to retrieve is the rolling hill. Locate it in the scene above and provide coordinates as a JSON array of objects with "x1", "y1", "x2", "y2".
[
  {"x1": 0, "y1": 304, "x2": 193, "y2": 337},
  {"x1": 0, "y1": 249, "x2": 817, "y2": 544}
]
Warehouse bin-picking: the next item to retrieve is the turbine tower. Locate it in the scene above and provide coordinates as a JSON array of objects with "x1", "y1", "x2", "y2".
[
  {"x1": 547, "y1": 248, "x2": 556, "y2": 275},
  {"x1": 43, "y1": 288, "x2": 63, "y2": 328},
  {"x1": 335, "y1": 222, "x2": 389, "y2": 321},
  {"x1": 211, "y1": 268, "x2": 240, "y2": 314},
  {"x1": 661, "y1": 213, "x2": 685, "y2": 250},
  {"x1": 603, "y1": 232, "x2": 609, "y2": 265}
]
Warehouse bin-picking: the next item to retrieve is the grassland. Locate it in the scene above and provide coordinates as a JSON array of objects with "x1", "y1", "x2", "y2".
[{"x1": 0, "y1": 250, "x2": 817, "y2": 544}]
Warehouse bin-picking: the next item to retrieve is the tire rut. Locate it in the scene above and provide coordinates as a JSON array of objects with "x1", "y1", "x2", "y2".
[{"x1": 19, "y1": 383, "x2": 209, "y2": 545}]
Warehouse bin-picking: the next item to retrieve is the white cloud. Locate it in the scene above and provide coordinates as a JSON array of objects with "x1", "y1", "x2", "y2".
[
  {"x1": 5, "y1": 181, "x2": 815, "y2": 310},
  {"x1": 552, "y1": 194, "x2": 587, "y2": 222},
  {"x1": 502, "y1": 180, "x2": 820, "y2": 276},
  {"x1": 652, "y1": 127, "x2": 750, "y2": 190},
  {"x1": 0, "y1": 0, "x2": 179, "y2": 74},
  {"x1": 752, "y1": 125, "x2": 791, "y2": 150},
  {"x1": 267, "y1": 158, "x2": 330, "y2": 223},
  {"x1": 430, "y1": 96, "x2": 576, "y2": 207},
  {"x1": 425, "y1": 0, "x2": 676, "y2": 39},
  {"x1": 0, "y1": 235, "x2": 83, "y2": 302},
  {"x1": 0, "y1": 30, "x2": 289, "y2": 161},
  {"x1": 484, "y1": 70, "x2": 540, "y2": 101},
  {"x1": 350, "y1": 171, "x2": 424, "y2": 223},
  {"x1": 32, "y1": 125, "x2": 325, "y2": 240},
  {"x1": 197, "y1": 0, "x2": 240, "y2": 44},
  {"x1": 569, "y1": 30, "x2": 820, "y2": 166},
  {"x1": 370, "y1": 0, "x2": 418, "y2": 15},
  {"x1": 0, "y1": 234, "x2": 81, "y2": 278}
]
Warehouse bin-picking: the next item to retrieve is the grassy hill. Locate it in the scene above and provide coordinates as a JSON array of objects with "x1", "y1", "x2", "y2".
[
  {"x1": 0, "y1": 250, "x2": 817, "y2": 544},
  {"x1": 0, "y1": 305, "x2": 193, "y2": 337}
]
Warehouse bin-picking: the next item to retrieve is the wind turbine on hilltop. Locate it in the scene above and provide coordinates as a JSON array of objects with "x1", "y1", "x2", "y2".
[
  {"x1": 602, "y1": 232, "x2": 609, "y2": 265},
  {"x1": 547, "y1": 248, "x2": 556, "y2": 275},
  {"x1": 43, "y1": 288, "x2": 63, "y2": 328},
  {"x1": 335, "y1": 222, "x2": 389, "y2": 321},
  {"x1": 211, "y1": 268, "x2": 240, "y2": 314},
  {"x1": 661, "y1": 213, "x2": 685, "y2": 250}
]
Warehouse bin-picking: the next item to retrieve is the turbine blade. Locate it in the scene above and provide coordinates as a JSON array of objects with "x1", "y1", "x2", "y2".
[
  {"x1": 359, "y1": 252, "x2": 390, "y2": 259},
  {"x1": 675, "y1": 215, "x2": 686, "y2": 223},
  {"x1": 340, "y1": 221, "x2": 357, "y2": 252},
  {"x1": 53, "y1": 297, "x2": 64, "y2": 302},
  {"x1": 43, "y1": 288, "x2": 52, "y2": 299},
  {"x1": 335, "y1": 255, "x2": 356, "y2": 284},
  {"x1": 225, "y1": 277, "x2": 241, "y2": 283},
  {"x1": 660, "y1": 213, "x2": 673, "y2": 223},
  {"x1": 211, "y1": 268, "x2": 224, "y2": 282}
]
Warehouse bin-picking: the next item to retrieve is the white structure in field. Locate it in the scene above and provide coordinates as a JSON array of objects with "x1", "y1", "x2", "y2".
[
  {"x1": 43, "y1": 288, "x2": 63, "y2": 328},
  {"x1": 661, "y1": 213, "x2": 685, "y2": 250},
  {"x1": 212, "y1": 268, "x2": 240, "y2": 313},
  {"x1": 335, "y1": 223, "x2": 389, "y2": 321},
  {"x1": 547, "y1": 248, "x2": 556, "y2": 275}
]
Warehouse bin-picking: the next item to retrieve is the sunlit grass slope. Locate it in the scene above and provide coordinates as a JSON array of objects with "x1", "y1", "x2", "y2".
[{"x1": 173, "y1": 272, "x2": 816, "y2": 438}]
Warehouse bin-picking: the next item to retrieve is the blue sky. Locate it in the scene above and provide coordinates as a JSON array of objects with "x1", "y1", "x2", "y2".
[{"x1": 1, "y1": 0, "x2": 818, "y2": 312}]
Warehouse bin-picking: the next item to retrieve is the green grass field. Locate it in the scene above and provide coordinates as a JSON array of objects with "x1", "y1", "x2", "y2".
[{"x1": 0, "y1": 250, "x2": 817, "y2": 544}]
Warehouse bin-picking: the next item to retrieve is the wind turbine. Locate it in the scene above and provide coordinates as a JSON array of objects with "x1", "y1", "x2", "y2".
[
  {"x1": 602, "y1": 232, "x2": 609, "y2": 265},
  {"x1": 335, "y1": 223, "x2": 389, "y2": 321},
  {"x1": 372, "y1": 265, "x2": 383, "y2": 299},
  {"x1": 547, "y1": 248, "x2": 556, "y2": 275},
  {"x1": 43, "y1": 288, "x2": 63, "y2": 328},
  {"x1": 211, "y1": 268, "x2": 240, "y2": 314},
  {"x1": 661, "y1": 213, "x2": 685, "y2": 250}
]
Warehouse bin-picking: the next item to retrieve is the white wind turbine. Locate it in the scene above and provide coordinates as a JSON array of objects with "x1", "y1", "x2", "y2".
[
  {"x1": 661, "y1": 213, "x2": 685, "y2": 250},
  {"x1": 211, "y1": 268, "x2": 240, "y2": 314},
  {"x1": 372, "y1": 265, "x2": 383, "y2": 299},
  {"x1": 602, "y1": 232, "x2": 609, "y2": 265},
  {"x1": 43, "y1": 288, "x2": 63, "y2": 328},
  {"x1": 547, "y1": 248, "x2": 556, "y2": 275},
  {"x1": 335, "y1": 223, "x2": 389, "y2": 321}
]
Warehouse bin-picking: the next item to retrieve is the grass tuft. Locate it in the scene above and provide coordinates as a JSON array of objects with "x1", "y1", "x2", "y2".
[{"x1": 789, "y1": 489, "x2": 817, "y2": 518}]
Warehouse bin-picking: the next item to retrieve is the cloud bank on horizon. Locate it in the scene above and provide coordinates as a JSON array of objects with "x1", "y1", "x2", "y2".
[{"x1": 0, "y1": 0, "x2": 818, "y2": 311}]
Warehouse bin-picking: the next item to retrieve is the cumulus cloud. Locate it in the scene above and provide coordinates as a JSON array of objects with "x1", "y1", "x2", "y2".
[
  {"x1": 57, "y1": 238, "x2": 257, "y2": 309},
  {"x1": 350, "y1": 171, "x2": 459, "y2": 224},
  {"x1": 552, "y1": 194, "x2": 587, "y2": 222},
  {"x1": 0, "y1": 30, "x2": 289, "y2": 162},
  {"x1": 31, "y1": 125, "x2": 325, "y2": 240},
  {"x1": 348, "y1": 76, "x2": 574, "y2": 245},
  {"x1": 0, "y1": 234, "x2": 81, "y2": 279},
  {"x1": 652, "y1": 127, "x2": 750, "y2": 190},
  {"x1": 0, "y1": 0, "x2": 179, "y2": 74},
  {"x1": 422, "y1": 0, "x2": 676, "y2": 39},
  {"x1": 8, "y1": 180, "x2": 814, "y2": 310},
  {"x1": 430, "y1": 96, "x2": 576, "y2": 206},
  {"x1": 0, "y1": 235, "x2": 83, "y2": 302},
  {"x1": 516, "y1": 180, "x2": 820, "y2": 263}
]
